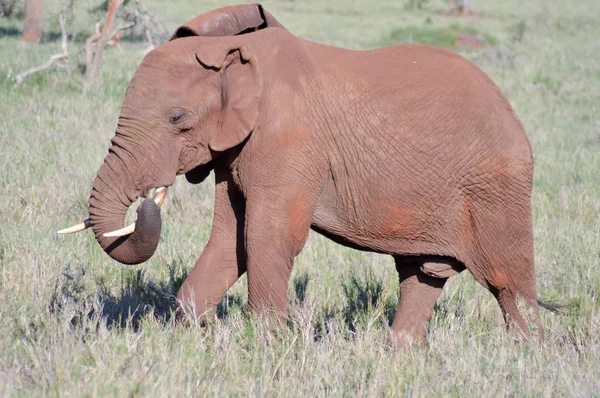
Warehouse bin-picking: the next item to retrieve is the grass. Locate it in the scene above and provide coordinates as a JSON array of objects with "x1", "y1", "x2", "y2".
[
  {"x1": 1, "y1": 0, "x2": 599, "y2": 395},
  {"x1": 383, "y1": 23, "x2": 498, "y2": 50}
]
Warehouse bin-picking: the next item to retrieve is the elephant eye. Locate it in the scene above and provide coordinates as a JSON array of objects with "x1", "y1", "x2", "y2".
[{"x1": 168, "y1": 111, "x2": 186, "y2": 124}]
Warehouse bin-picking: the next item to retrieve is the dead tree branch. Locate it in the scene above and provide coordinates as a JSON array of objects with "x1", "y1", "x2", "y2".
[
  {"x1": 125, "y1": 0, "x2": 169, "y2": 50},
  {"x1": 84, "y1": 19, "x2": 133, "y2": 75},
  {"x1": 448, "y1": 0, "x2": 472, "y2": 15},
  {"x1": 1, "y1": 0, "x2": 17, "y2": 17},
  {"x1": 109, "y1": 21, "x2": 135, "y2": 48},
  {"x1": 135, "y1": 0, "x2": 155, "y2": 49},
  {"x1": 83, "y1": 0, "x2": 123, "y2": 92},
  {"x1": 14, "y1": 0, "x2": 159, "y2": 88},
  {"x1": 15, "y1": 1, "x2": 72, "y2": 85},
  {"x1": 84, "y1": 23, "x2": 102, "y2": 73}
]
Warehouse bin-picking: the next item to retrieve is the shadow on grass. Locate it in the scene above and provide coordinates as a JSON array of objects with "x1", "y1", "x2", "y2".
[
  {"x1": 0, "y1": 27, "x2": 21, "y2": 38},
  {"x1": 312, "y1": 268, "x2": 397, "y2": 341},
  {"x1": 97, "y1": 266, "x2": 187, "y2": 328},
  {"x1": 50, "y1": 263, "x2": 400, "y2": 338},
  {"x1": 293, "y1": 271, "x2": 310, "y2": 305},
  {"x1": 341, "y1": 268, "x2": 397, "y2": 332},
  {"x1": 49, "y1": 263, "x2": 188, "y2": 330},
  {"x1": 216, "y1": 292, "x2": 246, "y2": 319},
  {"x1": 0, "y1": 28, "x2": 83, "y2": 43}
]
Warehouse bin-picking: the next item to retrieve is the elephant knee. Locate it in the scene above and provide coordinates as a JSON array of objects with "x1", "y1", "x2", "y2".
[{"x1": 419, "y1": 257, "x2": 466, "y2": 279}]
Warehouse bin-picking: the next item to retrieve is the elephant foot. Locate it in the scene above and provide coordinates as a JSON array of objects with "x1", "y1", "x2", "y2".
[{"x1": 385, "y1": 330, "x2": 426, "y2": 350}]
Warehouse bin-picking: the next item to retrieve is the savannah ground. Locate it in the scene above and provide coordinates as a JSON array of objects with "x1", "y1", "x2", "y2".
[{"x1": 1, "y1": 0, "x2": 599, "y2": 395}]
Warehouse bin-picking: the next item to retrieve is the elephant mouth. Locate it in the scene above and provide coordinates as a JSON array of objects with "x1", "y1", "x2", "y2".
[{"x1": 57, "y1": 186, "x2": 169, "y2": 237}]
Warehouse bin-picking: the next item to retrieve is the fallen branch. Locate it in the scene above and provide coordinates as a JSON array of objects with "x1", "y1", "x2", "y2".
[
  {"x1": 15, "y1": 53, "x2": 68, "y2": 85},
  {"x1": 15, "y1": 1, "x2": 71, "y2": 85}
]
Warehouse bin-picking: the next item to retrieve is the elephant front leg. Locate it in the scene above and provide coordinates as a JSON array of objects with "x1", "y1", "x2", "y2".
[
  {"x1": 177, "y1": 169, "x2": 246, "y2": 320},
  {"x1": 244, "y1": 190, "x2": 316, "y2": 322}
]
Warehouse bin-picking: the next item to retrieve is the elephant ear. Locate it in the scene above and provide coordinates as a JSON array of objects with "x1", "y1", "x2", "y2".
[
  {"x1": 171, "y1": 3, "x2": 286, "y2": 40},
  {"x1": 196, "y1": 44, "x2": 261, "y2": 152}
]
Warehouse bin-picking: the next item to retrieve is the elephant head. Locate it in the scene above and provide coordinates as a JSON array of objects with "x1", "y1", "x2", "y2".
[
  {"x1": 170, "y1": 3, "x2": 286, "y2": 40},
  {"x1": 59, "y1": 33, "x2": 266, "y2": 264},
  {"x1": 168, "y1": 3, "x2": 286, "y2": 185},
  {"x1": 58, "y1": 5, "x2": 286, "y2": 264}
]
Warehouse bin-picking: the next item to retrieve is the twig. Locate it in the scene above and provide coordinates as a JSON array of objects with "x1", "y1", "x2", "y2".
[
  {"x1": 136, "y1": 0, "x2": 153, "y2": 48},
  {"x1": 58, "y1": 3, "x2": 71, "y2": 78},
  {"x1": 134, "y1": 0, "x2": 168, "y2": 48},
  {"x1": 59, "y1": 5, "x2": 68, "y2": 54},
  {"x1": 84, "y1": 23, "x2": 102, "y2": 73},
  {"x1": 15, "y1": 1, "x2": 72, "y2": 85},
  {"x1": 83, "y1": 0, "x2": 123, "y2": 92},
  {"x1": 108, "y1": 21, "x2": 135, "y2": 48}
]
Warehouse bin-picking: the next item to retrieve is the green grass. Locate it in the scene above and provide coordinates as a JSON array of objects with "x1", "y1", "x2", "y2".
[
  {"x1": 1, "y1": 0, "x2": 600, "y2": 395},
  {"x1": 383, "y1": 23, "x2": 498, "y2": 50}
]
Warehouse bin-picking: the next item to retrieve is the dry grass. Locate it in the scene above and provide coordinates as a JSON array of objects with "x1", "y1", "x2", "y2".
[{"x1": 1, "y1": 0, "x2": 599, "y2": 395}]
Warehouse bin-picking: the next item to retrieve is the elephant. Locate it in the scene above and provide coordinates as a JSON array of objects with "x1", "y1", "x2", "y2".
[{"x1": 59, "y1": 18, "x2": 543, "y2": 346}]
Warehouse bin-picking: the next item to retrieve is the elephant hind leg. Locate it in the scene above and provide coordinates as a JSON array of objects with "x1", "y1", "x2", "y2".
[
  {"x1": 458, "y1": 179, "x2": 542, "y2": 340},
  {"x1": 389, "y1": 256, "x2": 450, "y2": 348},
  {"x1": 464, "y1": 209, "x2": 542, "y2": 339},
  {"x1": 487, "y1": 270, "x2": 542, "y2": 340},
  {"x1": 492, "y1": 287, "x2": 528, "y2": 334}
]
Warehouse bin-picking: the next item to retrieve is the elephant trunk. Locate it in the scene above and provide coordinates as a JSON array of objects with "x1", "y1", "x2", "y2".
[{"x1": 88, "y1": 150, "x2": 162, "y2": 265}]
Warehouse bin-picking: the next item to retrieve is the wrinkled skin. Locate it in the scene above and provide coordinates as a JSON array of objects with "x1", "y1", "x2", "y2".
[{"x1": 86, "y1": 26, "x2": 541, "y2": 346}]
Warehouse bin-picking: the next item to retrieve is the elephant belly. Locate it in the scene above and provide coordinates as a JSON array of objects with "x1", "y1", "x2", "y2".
[{"x1": 310, "y1": 175, "x2": 458, "y2": 256}]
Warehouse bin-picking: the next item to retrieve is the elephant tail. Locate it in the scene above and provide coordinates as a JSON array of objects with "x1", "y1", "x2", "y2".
[{"x1": 537, "y1": 298, "x2": 565, "y2": 315}]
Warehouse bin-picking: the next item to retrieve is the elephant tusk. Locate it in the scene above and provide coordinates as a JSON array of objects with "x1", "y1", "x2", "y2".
[
  {"x1": 153, "y1": 186, "x2": 167, "y2": 207},
  {"x1": 57, "y1": 218, "x2": 91, "y2": 234},
  {"x1": 104, "y1": 223, "x2": 135, "y2": 238},
  {"x1": 103, "y1": 187, "x2": 168, "y2": 238}
]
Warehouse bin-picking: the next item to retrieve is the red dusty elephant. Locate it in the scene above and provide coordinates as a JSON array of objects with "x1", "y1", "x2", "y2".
[{"x1": 60, "y1": 5, "x2": 545, "y2": 346}]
